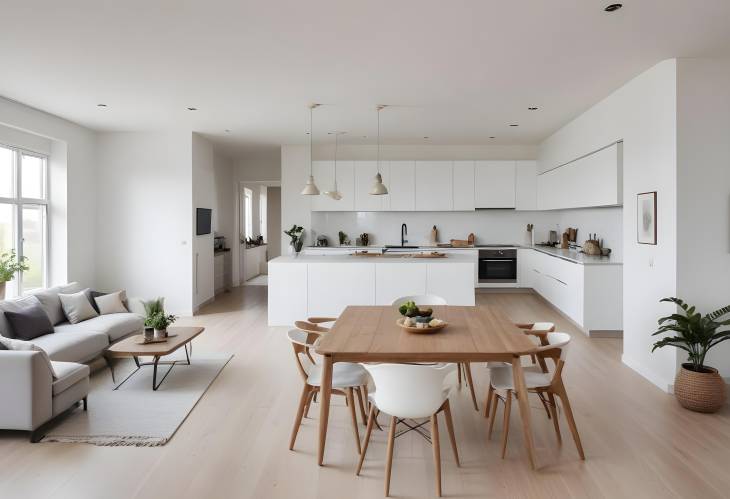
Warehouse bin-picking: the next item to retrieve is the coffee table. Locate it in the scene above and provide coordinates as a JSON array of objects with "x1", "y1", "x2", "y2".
[{"x1": 105, "y1": 326, "x2": 205, "y2": 391}]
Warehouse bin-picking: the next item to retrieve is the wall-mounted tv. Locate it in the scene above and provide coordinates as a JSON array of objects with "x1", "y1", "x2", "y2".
[{"x1": 196, "y1": 208, "x2": 212, "y2": 235}]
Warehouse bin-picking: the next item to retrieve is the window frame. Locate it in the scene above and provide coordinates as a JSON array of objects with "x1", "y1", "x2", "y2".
[{"x1": 0, "y1": 143, "x2": 50, "y2": 294}]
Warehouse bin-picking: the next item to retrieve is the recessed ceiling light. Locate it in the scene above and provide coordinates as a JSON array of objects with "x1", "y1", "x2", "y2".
[
  {"x1": 528, "y1": 107, "x2": 538, "y2": 111},
  {"x1": 225, "y1": 129, "x2": 231, "y2": 133},
  {"x1": 423, "y1": 136, "x2": 430, "y2": 139},
  {"x1": 187, "y1": 107, "x2": 197, "y2": 111},
  {"x1": 97, "y1": 103, "x2": 107, "y2": 107},
  {"x1": 362, "y1": 135, "x2": 368, "y2": 139},
  {"x1": 489, "y1": 136, "x2": 496, "y2": 139},
  {"x1": 509, "y1": 124, "x2": 519, "y2": 127},
  {"x1": 604, "y1": 3, "x2": 622, "y2": 12}
]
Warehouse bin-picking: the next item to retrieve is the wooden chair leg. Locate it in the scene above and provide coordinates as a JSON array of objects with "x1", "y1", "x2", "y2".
[
  {"x1": 431, "y1": 414, "x2": 442, "y2": 497},
  {"x1": 457, "y1": 363, "x2": 463, "y2": 386},
  {"x1": 463, "y1": 362, "x2": 479, "y2": 411},
  {"x1": 556, "y1": 385, "x2": 585, "y2": 459},
  {"x1": 356, "y1": 405, "x2": 377, "y2": 475},
  {"x1": 484, "y1": 384, "x2": 494, "y2": 418},
  {"x1": 303, "y1": 389, "x2": 316, "y2": 419},
  {"x1": 289, "y1": 384, "x2": 310, "y2": 450},
  {"x1": 385, "y1": 416, "x2": 397, "y2": 497},
  {"x1": 487, "y1": 391, "x2": 499, "y2": 440},
  {"x1": 501, "y1": 390, "x2": 512, "y2": 459},
  {"x1": 355, "y1": 386, "x2": 367, "y2": 424},
  {"x1": 547, "y1": 391, "x2": 562, "y2": 443},
  {"x1": 442, "y1": 400, "x2": 460, "y2": 466},
  {"x1": 346, "y1": 388, "x2": 362, "y2": 454}
]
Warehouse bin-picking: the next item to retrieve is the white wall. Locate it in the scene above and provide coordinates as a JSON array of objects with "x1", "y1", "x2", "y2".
[
  {"x1": 235, "y1": 147, "x2": 281, "y2": 182},
  {"x1": 676, "y1": 58, "x2": 730, "y2": 377},
  {"x1": 192, "y1": 133, "x2": 215, "y2": 310},
  {"x1": 281, "y1": 145, "x2": 312, "y2": 256},
  {"x1": 0, "y1": 96, "x2": 97, "y2": 288},
  {"x1": 540, "y1": 59, "x2": 679, "y2": 391},
  {"x1": 213, "y1": 152, "x2": 235, "y2": 246},
  {"x1": 96, "y1": 131, "x2": 194, "y2": 315}
]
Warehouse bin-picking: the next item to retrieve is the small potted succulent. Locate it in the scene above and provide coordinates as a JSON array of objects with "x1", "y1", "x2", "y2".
[
  {"x1": 0, "y1": 250, "x2": 29, "y2": 300},
  {"x1": 652, "y1": 297, "x2": 730, "y2": 413},
  {"x1": 284, "y1": 225, "x2": 305, "y2": 254},
  {"x1": 143, "y1": 298, "x2": 176, "y2": 338}
]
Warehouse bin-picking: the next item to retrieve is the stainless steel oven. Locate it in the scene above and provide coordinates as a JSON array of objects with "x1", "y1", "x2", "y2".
[{"x1": 478, "y1": 248, "x2": 517, "y2": 283}]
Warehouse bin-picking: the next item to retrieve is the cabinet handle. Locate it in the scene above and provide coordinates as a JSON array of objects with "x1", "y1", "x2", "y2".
[
  {"x1": 546, "y1": 274, "x2": 567, "y2": 286},
  {"x1": 532, "y1": 269, "x2": 540, "y2": 274}
]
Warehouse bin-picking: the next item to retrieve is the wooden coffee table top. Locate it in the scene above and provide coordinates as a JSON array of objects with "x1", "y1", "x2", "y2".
[{"x1": 106, "y1": 326, "x2": 205, "y2": 357}]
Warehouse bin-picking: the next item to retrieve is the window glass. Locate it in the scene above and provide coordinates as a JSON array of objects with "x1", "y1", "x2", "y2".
[
  {"x1": 0, "y1": 203, "x2": 14, "y2": 254},
  {"x1": 0, "y1": 147, "x2": 13, "y2": 198},
  {"x1": 21, "y1": 154, "x2": 45, "y2": 199},
  {"x1": 21, "y1": 205, "x2": 46, "y2": 291}
]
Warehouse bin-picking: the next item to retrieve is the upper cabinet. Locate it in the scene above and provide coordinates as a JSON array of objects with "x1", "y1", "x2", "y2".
[
  {"x1": 384, "y1": 161, "x2": 416, "y2": 211},
  {"x1": 452, "y1": 161, "x2": 476, "y2": 211},
  {"x1": 311, "y1": 160, "x2": 355, "y2": 211},
  {"x1": 515, "y1": 160, "x2": 537, "y2": 211},
  {"x1": 354, "y1": 161, "x2": 386, "y2": 211},
  {"x1": 475, "y1": 161, "x2": 516, "y2": 208},
  {"x1": 415, "y1": 161, "x2": 453, "y2": 211},
  {"x1": 537, "y1": 142, "x2": 622, "y2": 210}
]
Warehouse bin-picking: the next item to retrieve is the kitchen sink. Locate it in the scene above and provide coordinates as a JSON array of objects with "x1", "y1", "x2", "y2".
[{"x1": 384, "y1": 245, "x2": 420, "y2": 249}]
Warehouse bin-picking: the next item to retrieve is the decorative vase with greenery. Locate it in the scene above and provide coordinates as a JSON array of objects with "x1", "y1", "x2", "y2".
[
  {"x1": 143, "y1": 298, "x2": 177, "y2": 337},
  {"x1": 284, "y1": 225, "x2": 304, "y2": 254},
  {"x1": 0, "y1": 250, "x2": 29, "y2": 300},
  {"x1": 652, "y1": 297, "x2": 730, "y2": 413}
]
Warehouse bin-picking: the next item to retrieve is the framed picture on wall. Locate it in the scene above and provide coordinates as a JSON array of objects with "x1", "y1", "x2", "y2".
[{"x1": 637, "y1": 191, "x2": 657, "y2": 245}]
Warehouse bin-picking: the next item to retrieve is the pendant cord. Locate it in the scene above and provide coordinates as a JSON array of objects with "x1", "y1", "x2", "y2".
[
  {"x1": 334, "y1": 132, "x2": 338, "y2": 184},
  {"x1": 376, "y1": 107, "x2": 381, "y2": 174},
  {"x1": 309, "y1": 106, "x2": 313, "y2": 176}
]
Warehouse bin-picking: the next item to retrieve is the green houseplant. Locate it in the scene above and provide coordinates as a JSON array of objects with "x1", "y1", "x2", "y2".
[
  {"x1": 0, "y1": 250, "x2": 30, "y2": 300},
  {"x1": 143, "y1": 298, "x2": 176, "y2": 337},
  {"x1": 652, "y1": 297, "x2": 730, "y2": 412},
  {"x1": 284, "y1": 225, "x2": 304, "y2": 254}
]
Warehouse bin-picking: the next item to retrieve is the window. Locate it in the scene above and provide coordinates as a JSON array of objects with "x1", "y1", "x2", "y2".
[
  {"x1": 243, "y1": 187, "x2": 253, "y2": 240},
  {"x1": 259, "y1": 185, "x2": 267, "y2": 243},
  {"x1": 0, "y1": 145, "x2": 49, "y2": 296}
]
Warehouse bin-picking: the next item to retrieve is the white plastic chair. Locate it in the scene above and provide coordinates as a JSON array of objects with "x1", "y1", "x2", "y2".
[
  {"x1": 485, "y1": 332, "x2": 585, "y2": 460},
  {"x1": 391, "y1": 294, "x2": 479, "y2": 412},
  {"x1": 357, "y1": 363, "x2": 459, "y2": 497},
  {"x1": 286, "y1": 329, "x2": 369, "y2": 454}
]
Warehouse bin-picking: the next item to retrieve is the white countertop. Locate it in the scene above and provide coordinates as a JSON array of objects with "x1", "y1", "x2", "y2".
[
  {"x1": 528, "y1": 245, "x2": 622, "y2": 265},
  {"x1": 270, "y1": 253, "x2": 476, "y2": 264}
]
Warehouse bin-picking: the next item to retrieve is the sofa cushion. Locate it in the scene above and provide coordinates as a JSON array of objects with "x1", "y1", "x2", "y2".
[
  {"x1": 33, "y1": 330, "x2": 109, "y2": 363},
  {"x1": 29, "y1": 282, "x2": 84, "y2": 326},
  {"x1": 59, "y1": 289, "x2": 99, "y2": 324},
  {"x1": 0, "y1": 336, "x2": 58, "y2": 378},
  {"x1": 51, "y1": 361, "x2": 90, "y2": 395},
  {"x1": 95, "y1": 290, "x2": 129, "y2": 315},
  {"x1": 0, "y1": 295, "x2": 45, "y2": 339},
  {"x1": 54, "y1": 313, "x2": 144, "y2": 342},
  {"x1": 4, "y1": 301, "x2": 54, "y2": 340}
]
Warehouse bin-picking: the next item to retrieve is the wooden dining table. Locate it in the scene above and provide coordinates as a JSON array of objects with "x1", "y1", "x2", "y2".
[{"x1": 314, "y1": 304, "x2": 539, "y2": 469}]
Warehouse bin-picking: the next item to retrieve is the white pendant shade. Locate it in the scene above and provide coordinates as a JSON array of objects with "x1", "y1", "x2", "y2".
[
  {"x1": 370, "y1": 172, "x2": 388, "y2": 195},
  {"x1": 301, "y1": 175, "x2": 320, "y2": 195}
]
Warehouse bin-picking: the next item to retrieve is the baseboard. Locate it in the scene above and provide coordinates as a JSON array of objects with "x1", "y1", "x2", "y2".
[
  {"x1": 476, "y1": 287, "x2": 533, "y2": 294},
  {"x1": 621, "y1": 354, "x2": 672, "y2": 393},
  {"x1": 193, "y1": 297, "x2": 215, "y2": 315},
  {"x1": 589, "y1": 329, "x2": 623, "y2": 338}
]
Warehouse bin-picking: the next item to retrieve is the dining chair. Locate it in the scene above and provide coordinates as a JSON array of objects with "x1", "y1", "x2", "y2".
[
  {"x1": 390, "y1": 295, "x2": 479, "y2": 412},
  {"x1": 357, "y1": 363, "x2": 459, "y2": 497},
  {"x1": 286, "y1": 329, "x2": 370, "y2": 454},
  {"x1": 485, "y1": 332, "x2": 585, "y2": 460}
]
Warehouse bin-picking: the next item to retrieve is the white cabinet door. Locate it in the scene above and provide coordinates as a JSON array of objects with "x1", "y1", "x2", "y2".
[
  {"x1": 426, "y1": 263, "x2": 475, "y2": 305},
  {"x1": 354, "y1": 161, "x2": 386, "y2": 211},
  {"x1": 452, "y1": 161, "x2": 475, "y2": 211},
  {"x1": 268, "y1": 262, "x2": 307, "y2": 326},
  {"x1": 375, "y1": 263, "x2": 427, "y2": 305},
  {"x1": 517, "y1": 248, "x2": 533, "y2": 287},
  {"x1": 384, "y1": 161, "x2": 416, "y2": 211},
  {"x1": 415, "y1": 161, "x2": 453, "y2": 211},
  {"x1": 474, "y1": 161, "x2": 516, "y2": 208},
  {"x1": 515, "y1": 161, "x2": 537, "y2": 211},
  {"x1": 307, "y1": 263, "x2": 375, "y2": 317}
]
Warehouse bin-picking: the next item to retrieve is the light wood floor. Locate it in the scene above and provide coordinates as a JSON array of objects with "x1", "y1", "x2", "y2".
[{"x1": 2, "y1": 286, "x2": 729, "y2": 499}]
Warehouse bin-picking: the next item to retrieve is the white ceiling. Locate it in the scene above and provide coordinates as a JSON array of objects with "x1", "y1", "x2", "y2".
[{"x1": 2, "y1": 0, "x2": 730, "y2": 154}]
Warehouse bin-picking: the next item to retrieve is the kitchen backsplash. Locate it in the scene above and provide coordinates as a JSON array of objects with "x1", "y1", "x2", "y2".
[{"x1": 310, "y1": 206, "x2": 623, "y2": 260}]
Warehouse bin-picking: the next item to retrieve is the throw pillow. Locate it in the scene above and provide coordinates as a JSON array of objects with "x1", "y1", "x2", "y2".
[
  {"x1": 3, "y1": 302, "x2": 54, "y2": 340},
  {"x1": 95, "y1": 290, "x2": 129, "y2": 315},
  {"x1": 58, "y1": 289, "x2": 99, "y2": 324},
  {"x1": 0, "y1": 295, "x2": 44, "y2": 339},
  {"x1": 87, "y1": 290, "x2": 106, "y2": 313},
  {"x1": 0, "y1": 337, "x2": 57, "y2": 378}
]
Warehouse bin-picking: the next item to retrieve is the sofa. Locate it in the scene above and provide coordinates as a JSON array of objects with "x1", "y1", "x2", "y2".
[{"x1": 0, "y1": 282, "x2": 145, "y2": 440}]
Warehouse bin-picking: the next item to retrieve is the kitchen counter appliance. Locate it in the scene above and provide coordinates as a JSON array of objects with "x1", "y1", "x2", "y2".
[{"x1": 478, "y1": 248, "x2": 517, "y2": 284}]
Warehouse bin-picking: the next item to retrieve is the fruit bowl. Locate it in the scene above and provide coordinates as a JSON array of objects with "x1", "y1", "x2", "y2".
[{"x1": 396, "y1": 317, "x2": 448, "y2": 334}]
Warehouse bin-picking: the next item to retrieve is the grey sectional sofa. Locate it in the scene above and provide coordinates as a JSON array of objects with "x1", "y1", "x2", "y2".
[{"x1": 0, "y1": 282, "x2": 144, "y2": 440}]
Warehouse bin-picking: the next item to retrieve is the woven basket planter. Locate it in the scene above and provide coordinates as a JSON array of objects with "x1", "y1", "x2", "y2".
[{"x1": 674, "y1": 363, "x2": 727, "y2": 413}]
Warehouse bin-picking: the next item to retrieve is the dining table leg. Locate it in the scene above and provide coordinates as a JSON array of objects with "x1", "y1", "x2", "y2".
[
  {"x1": 318, "y1": 354, "x2": 334, "y2": 466},
  {"x1": 512, "y1": 355, "x2": 537, "y2": 469}
]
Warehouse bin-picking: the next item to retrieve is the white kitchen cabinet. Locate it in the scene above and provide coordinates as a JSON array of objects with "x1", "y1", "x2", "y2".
[
  {"x1": 307, "y1": 262, "x2": 375, "y2": 317},
  {"x1": 375, "y1": 262, "x2": 427, "y2": 305},
  {"x1": 452, "y1": 161, "x2": 475, "y2": 211},
  {"x1": 311, "y1": 160, "x2": 355, "y2": 211},
  {"x1": 537, "y1": 142, "x2": 622, "y2": 210},
  {"x1": 415, "y1": 161, "x2": 453, "y2": 211},
  {"x1": 268, "y1": 261, "x2": 307, "y2": 326},
  {"x1": 354, "y1": 161, "x2": 388, "y2": 211},
  {"x1": 517, "y1": 248, "x2": 534, "y2": 288},
  {"x1": 426, "y1": 262, "x2": 475, "y2": 306},
  {"x1": 475, "y1": 161, "x2": 516, "y2": 208},
  {"x1": 243, "y1": 245, "x2": 267, "y2": 281},
  {"x1": 384, "y1": 161, "x2": 416, "y2": 211},
  {"x1": 515, "y1": 161, "x2": 537, "y2": 211}
]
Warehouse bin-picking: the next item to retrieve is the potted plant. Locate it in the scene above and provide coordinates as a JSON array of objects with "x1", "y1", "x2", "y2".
[
  {"x1": 0, "y1": 250, "x2": 29, "y2": 300},
  {"x1": 652, "y1": 297, "x2": 730, "y2": 412},
  {"x1": 143, "y1": 298, "x2": 176, "y2": 338},
  {"x1": 284, "y1": 225, "x2": 305, "y2": 254}
]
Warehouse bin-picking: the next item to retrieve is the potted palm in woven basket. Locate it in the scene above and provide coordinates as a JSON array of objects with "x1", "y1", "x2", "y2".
[{"x1": 652, "y1": 297, "x2": 730, "y2": 413}]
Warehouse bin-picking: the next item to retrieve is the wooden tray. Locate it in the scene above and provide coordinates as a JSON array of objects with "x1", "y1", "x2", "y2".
[
  {"x1": 134, "y1": 333, "x2": 178, "y2": 345},
  {"x1": 412, "y1": 252, "x2": 446, "y2": 258},
  {"x1": 396, "y1": 318, "x2": 448, "y2": 334}
]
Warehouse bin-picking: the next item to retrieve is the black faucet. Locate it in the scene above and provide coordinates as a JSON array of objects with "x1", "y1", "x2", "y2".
[{"x1": 401, "y1": 223, "x2": 408, "y2": 247}]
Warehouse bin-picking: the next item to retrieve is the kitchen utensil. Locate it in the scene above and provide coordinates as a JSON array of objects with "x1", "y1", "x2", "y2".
[
  {"x1": 561, "y1": 232, "x2": 570, "y2": 249},
  {"x1": 601, "y1": 248, "x2": 612, "y2": 256},
  {"x1": 450, "y1": 239, "x2": 470, "y2": 247},
  {"x1": 467, "y1": 233, "x2": 475, "y2": 245},
  {"x1": 359, "y1": 233, "x2": 369, "y2": 246},
  {"x1": 429, "y1": 226, "x2": 438, "y2": 245},
  {"x1": 396, "y1": 317, "x2": 448, "y2": 334},
  {"x1": 568, "y1": 228, "x2": 577, "y2": 242},
  {"x1": 582, "y1": 240, "x2": 602, "y2": 255}
]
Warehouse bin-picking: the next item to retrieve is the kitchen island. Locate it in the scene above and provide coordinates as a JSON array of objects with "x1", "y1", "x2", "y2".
[{"x1": 268, "y1": 253, "x2": 475, "y2": 326}]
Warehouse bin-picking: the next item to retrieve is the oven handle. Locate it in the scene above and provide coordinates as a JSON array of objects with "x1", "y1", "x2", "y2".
[{"x1": 481, "y1": 259, "x2": 515, "y2": 262}]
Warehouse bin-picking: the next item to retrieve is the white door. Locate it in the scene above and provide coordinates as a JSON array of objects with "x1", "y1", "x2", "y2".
[
  {"x1": 475, "y1": 161, "x2": 516, "y2": 208},
  {"x1": 452, "y1": 161, "x2": 475, "y2": 211},
  {"x1": 415, "y1": 161, "x2": 453, "y2": 211},
  {"x1": 354, "y1": 161, "x2": 386, "y2": 211},
  {"x1": 384, "y1": 161, "x2": 416, "y2": 211}
]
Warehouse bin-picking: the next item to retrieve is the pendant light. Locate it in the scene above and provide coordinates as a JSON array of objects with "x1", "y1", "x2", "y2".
[
  {"x1": 370, "y1": 104, "x2": 388, "y2": 195},
  {"x1": 324, "y1": 131, "x2": 345, "y2": 200},
  {"x1": 301, "y1": 103, "x2": 321, "y2": 195}
]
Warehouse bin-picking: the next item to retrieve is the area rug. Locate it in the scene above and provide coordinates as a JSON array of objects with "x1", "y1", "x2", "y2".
[{"x1": 41, "y1": 352, "x2": 232, "y2": 447}]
